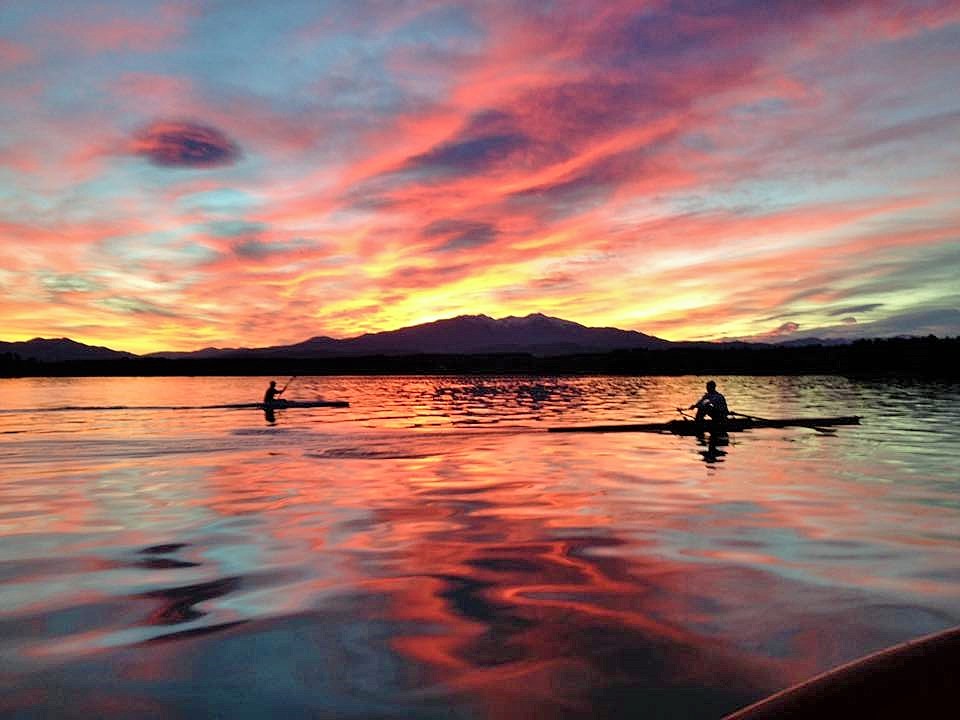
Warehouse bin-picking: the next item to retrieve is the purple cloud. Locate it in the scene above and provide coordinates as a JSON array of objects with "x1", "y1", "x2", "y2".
[
  {"x1": 132, "y1": 121, "x2": 241, "y2": 168},
  {"x1": 772, "y1": 321, "x2": 800, "y2": 335},
  {"x1": 405, "y1": 133, "x2": 533, "y2": 176},
  {"x1": 827, "y1": 303, "x2": 884, "y2": 316},
  {"x1": 423, "y1": 219, "x2": 498, "y2": 252}
]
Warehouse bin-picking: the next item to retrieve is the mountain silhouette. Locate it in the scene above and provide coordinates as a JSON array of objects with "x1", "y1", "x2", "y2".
[
  {"x1": 3, "y1": 314, "x2": 855, "y2": 363},
  {"x1": 145, "y1": 313, "x2": 672, "y2": 359},
  {"x1": 0, "y1": 337, "x2": 135, "y2": 363}
]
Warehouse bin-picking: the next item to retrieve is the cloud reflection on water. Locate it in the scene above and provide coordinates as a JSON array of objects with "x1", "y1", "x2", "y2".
[{"x1": 0, "y1": 375, "x2": 958, "y2": 718}]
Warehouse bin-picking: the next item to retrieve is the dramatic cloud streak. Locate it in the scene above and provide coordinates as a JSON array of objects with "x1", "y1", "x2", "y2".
[{"x1": 1, "y1": 0, "x2": 958, "y2": 352}]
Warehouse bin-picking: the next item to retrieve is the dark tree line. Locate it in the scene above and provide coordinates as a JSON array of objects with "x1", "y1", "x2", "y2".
[{"x1": 1, "y1": 336, "x2": 958, "y2": 379}]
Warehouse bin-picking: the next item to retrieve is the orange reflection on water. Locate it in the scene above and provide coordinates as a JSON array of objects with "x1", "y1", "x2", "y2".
[{"x1": 2, "y1": 375, "x2": 959, "y2": 718}]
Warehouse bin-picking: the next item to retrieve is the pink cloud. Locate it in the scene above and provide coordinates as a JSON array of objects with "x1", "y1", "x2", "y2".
[
  {"x1": 0, "y1": 38, "x2": 31, "y2": 68},
  {"x1": 0, "y1": 146, "x2": 40, "y2": 173},
  {"x1": 40, "y1": 3, "x2": 192, "y2": 54},
  {"x1": 113, "y1": 73, "x2": 195, "y2": 113},
  {"x1": 771, "y1": 321, "x2": 800, "y2": 336},
  {"x1": 871, "y1": 2, "x2": 960, "y2": 39}
]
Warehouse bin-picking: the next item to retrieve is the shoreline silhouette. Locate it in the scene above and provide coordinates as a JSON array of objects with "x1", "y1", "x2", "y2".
[{"x1": 2, "y1": 336, "x2": 956, "y2": 378}]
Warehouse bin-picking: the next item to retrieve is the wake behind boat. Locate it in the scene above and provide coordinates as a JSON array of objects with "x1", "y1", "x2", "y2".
[{"x1": 548, "y1": 415, "x2": 861, "y2": 434}]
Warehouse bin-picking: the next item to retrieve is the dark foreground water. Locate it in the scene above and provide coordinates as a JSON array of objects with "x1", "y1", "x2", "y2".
[{"x1": 1, "y1": 375, "x2": 958, "y2": 719}]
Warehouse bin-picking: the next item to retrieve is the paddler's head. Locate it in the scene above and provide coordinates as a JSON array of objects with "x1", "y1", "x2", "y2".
[{"x1": 706, "y1": 380, "x2": 716, "y2": 391}]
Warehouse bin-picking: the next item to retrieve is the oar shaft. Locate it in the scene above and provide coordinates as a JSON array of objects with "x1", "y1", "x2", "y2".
[{"x1": 731, "y1": 411, "x2": 834, "y2": 433}]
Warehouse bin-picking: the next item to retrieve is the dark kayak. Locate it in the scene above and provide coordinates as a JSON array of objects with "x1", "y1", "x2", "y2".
[
  {"x1": 548, "y1": 416, "x2": 861, "y2": 434},
  {"x1": 257, "y1": 399, "x2": 350, "y2": 409},
  {"x1": 723, "y1": 624, "x2": 959, "y2": 719}
]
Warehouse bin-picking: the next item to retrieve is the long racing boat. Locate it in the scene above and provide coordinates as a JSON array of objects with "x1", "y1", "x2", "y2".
[
  {"x1": 547, "y1": 415, "x2": 861, "y2": 434},
  {"x1": 257, "y1": 399, "x2": 350, "y2": 410}
]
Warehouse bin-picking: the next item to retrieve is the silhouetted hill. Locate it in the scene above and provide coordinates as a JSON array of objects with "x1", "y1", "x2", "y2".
[
  {"x1": 0, "y1": 337, "x2": 135, "y2": 362},
  {"x1": 3, "y1": 335, "x2": 957, "y2": 378},
  {"x1": 146, "y1": 345, "x2": 256, "y2": 359},
  {"x1": 294, "y1": 313, "x2": 670, "y2": 355},
  {"x1": 4, "y1": 317, "x2": 957, "y2": 379},
  {"x1": 148, "y1": 313, "x2": 672, "y2": 358}
]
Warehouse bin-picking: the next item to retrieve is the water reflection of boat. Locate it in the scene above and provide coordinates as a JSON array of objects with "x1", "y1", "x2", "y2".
[
  {"x1": 548, "y1": 416, "x2": 861, "y2": 435},
  {"x1": 698, "y1": 432, "x2": 729, "y2": 464},
  {"x1": 723, "y1": 625, "x2": 959, "y2": 719}
]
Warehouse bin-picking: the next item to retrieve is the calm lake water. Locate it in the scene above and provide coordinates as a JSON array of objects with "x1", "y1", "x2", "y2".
[{"x1": 1, "y1": 374, "x2": 958, "y2": 719}]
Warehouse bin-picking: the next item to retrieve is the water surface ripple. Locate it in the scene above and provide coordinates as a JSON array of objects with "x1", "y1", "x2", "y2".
[{"x1": 1, "y1": 375, "x2": 958, "y2": 718}]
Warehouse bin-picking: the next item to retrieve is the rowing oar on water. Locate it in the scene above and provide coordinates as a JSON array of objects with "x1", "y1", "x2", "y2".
[
  {"x1": 279, "y1": 376, "x2": 297, "y2": 398},
  {"x1": 728, "y1": 410, "x2": 836, "y2": 434}
]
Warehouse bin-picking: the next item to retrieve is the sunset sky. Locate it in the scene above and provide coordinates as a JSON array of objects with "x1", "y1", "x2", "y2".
[{"x1": 1, "y1": 1, "x2": 959, "y2": 353}]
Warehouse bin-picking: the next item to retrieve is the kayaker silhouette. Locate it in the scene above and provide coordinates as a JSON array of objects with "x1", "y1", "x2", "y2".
[{"x1": 263, "y1": 380, "x2": 285, "y2": 405}]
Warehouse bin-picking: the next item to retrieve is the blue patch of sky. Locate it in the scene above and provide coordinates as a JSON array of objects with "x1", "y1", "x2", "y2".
[
  {"x1": 176, "y1": 188, "x2": 260, "y2": 217},
  {"x1": 0, "y1": 174, "x2": 23, "y2": 212},
  {"x1": 205, "y1": 219, "x2": 266, "y2": 238},
  {"x1": 7, "y1": 0, "x2": 483, "y2": 184},
  {"x1": 163, "y1": 0, "x2": 483, "y2": 127},
  {"x1": 664, "y1": 174, "x2": 897, "y2": 220},
  {"x1": 673, "y1": 36, "x2": 960, "y2": 222},
  {"x1": 21, "y1": 3, "x2": 181, "y2": 116},
  {"x1": 1, "y1": 173, "x2": 144, "y2": 225},
  {"x1": 686, "y1": 20, "x2": 960, "y2": 214},
  {"x1": 39, "y1": 272, "x2": 101, "y2": 293},
  {"x1": 94, "y1": 296, "x2": 179, "y2": 317},
  {"x1": 174, "y1": 2, "x2": 468, "y2": 107},
  {"x1": 97, "y1": 228, "x2": 218, "y2": 267},
  {"x1": 727, "y1": 98, "x2": 791, "y2": 118},
  {"x1": 178, "y1": 2, "x2": 345, "y2": 100},
  {"x1": 790, "y1": 21, "x2": 960, "y2": 128},
  {"x1": 385, "y1": 3, "x2": 484, "y2": 93},
  {"x1": 116, "y1": 154, "x2": 258, "y2": 198},
  {"x1": 863, "y1": 23, "x2": 960, "y2": 123},
  {"x1": 0, "y1": 0, "x2": 44, "y2": 35}
]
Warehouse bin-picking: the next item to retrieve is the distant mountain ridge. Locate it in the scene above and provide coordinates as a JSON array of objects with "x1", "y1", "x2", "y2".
[
  {"x1": 148, "y1": 313, "x2": 673, "y2": 359},
  {"x1": 2, "y1": 313, "x2": 855, "y2": 363},
  {"x1": 2, "y1": 314, "x2": 669, "y2": 362},
  {"x1": 0, "y1": 337, "x2": 136, "y2": 362}
]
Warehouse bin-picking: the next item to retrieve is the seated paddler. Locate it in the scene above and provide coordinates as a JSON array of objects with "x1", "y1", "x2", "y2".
[
  {"x1": 263, "y1": 380, "x2": 285, "y2": 406},
  {"x1": 688, "y1": 380, "x2": 729, "y2": 424}
]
